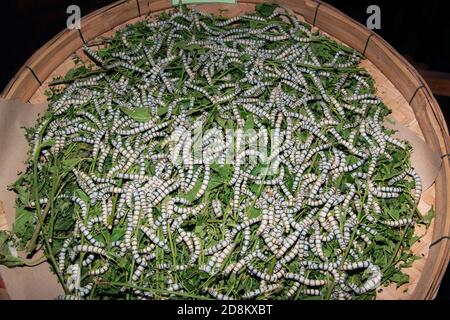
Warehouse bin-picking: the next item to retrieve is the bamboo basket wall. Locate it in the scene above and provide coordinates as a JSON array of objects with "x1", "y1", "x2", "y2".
[{"x1": 1, "y1": 0, "x2": 449, "y2": 300}]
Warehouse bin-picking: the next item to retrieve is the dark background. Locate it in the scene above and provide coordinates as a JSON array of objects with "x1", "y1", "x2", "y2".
[{"x1": 0, "y1": 0, "x2": 449, "y2": 299}]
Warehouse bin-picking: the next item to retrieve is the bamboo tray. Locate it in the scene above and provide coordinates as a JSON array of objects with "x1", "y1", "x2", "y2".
[{"x1": 1, "y1": 0, "x2": 449, "y2": 300}]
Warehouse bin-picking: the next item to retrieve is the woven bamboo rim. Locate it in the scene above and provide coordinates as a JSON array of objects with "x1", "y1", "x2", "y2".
[{"x1": 1, "y1": 0, "x2": 449, "y2": 300}]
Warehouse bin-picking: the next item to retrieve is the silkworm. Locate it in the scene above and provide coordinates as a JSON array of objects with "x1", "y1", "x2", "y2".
[{"x1": 242, "y1": 284, "x2": 282, "y2": 299}]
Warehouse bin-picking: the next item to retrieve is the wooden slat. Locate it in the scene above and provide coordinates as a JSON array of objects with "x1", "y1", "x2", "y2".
[
  {"x1": 1, "y1": 67, "x2": 40, "y2": 102},
  {"x1": 138, "y1": 0, "x2": 174, "y2": 16},
  {"x1": 364, "y1": 36, "x2": 424, "y2": 105},
  {"x1": 313, "y1": 1, "x2": 371, "y2": 53},
  {"x1": 27, "y1": 29, "x2": 83, "y2": 91},
  {"x1": 279, "y1": 0, "x2": 319, "y2": 25},
  {"x1": 79, "y1": 0, "x2": 139, "y2": 43}
]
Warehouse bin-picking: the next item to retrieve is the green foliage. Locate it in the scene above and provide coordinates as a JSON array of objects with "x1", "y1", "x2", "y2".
[
  {"x1": 120, "y1": 107, "x2": 152, "y2": 122},
  {"x1": 255, "y1": 3, "x2": 278, "y2": 17}
]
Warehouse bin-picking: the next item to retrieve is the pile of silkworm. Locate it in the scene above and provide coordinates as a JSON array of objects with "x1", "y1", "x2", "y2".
[{"x1": 15, "y1": 5, "x2": 423, "y2": 300}]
